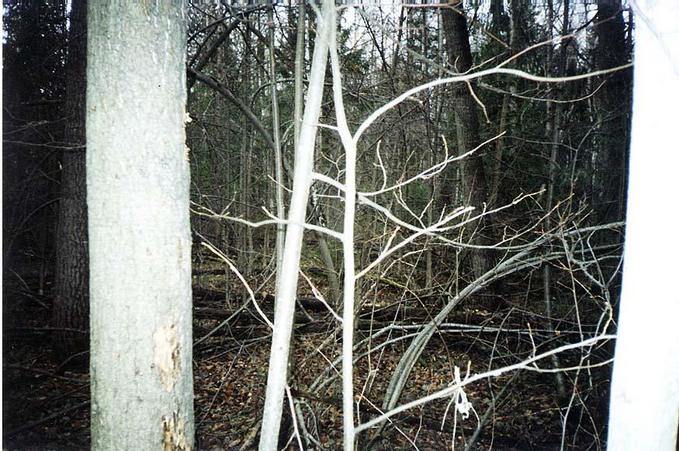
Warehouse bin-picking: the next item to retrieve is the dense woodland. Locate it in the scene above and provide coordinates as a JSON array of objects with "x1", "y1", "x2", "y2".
[{"x1": 4, "y1": 0, "x2": 676, "y2": 449}]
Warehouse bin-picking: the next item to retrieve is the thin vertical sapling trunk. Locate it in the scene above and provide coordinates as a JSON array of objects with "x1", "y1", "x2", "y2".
[
  {"x1": 488, "y1": 0, "x2": 520, "y2": 207},
  {"x1": 542, "y1": 0, "x2": 570, "y2": 401},
  {"x1": 258, "y1": 1, "x2": 333, "y2": 448},
  {"x1": 240, "y1": 27, "x2": 254, "y2": 278},
  {"x1": 328, "y1": 8, "x2": 358, "y2": 449},
  {"x1": 268, "y1": 3, "x2": 286, "y2": 288}
]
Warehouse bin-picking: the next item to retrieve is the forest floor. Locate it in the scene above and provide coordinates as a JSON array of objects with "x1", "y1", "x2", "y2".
[{"x1": 3, "y1": 272, "x2": 610, "y2": 450}]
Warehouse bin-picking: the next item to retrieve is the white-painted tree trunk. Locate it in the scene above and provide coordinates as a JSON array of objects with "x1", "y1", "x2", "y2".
[
  {"x1": 607, "y1": 1, "x2": 679, "y2": 449},
  {"x1": 258, "y1": 1, "x2": 333, "y2": 449},
  {"x1": 87, "y1": 2, "x2": 194, "y2": 449}
]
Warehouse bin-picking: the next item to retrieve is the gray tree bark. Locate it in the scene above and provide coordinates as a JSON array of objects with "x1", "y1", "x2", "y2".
[
  {"x1": 87, "y1": 2, "x2": 194, "y2": 449},
  {"x1": 52, "y1": 0, "x2": 88, "y2": 361},
  {"x1": 441, "y1": 1, "x2": 497, "y2": 297}
]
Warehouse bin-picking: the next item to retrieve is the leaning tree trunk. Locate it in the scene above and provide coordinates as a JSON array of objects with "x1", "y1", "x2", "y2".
[
  {"x1": 52, "y1": 0, "x2": 88, "y2": 362},
  {"x1": 441, "y1": 1, "x2": 496, "y2": 295},
  {"x1": 258, "y1": 1, "x2": 333, "y2": 448},
  {"x1": 87, "y1": 2, "x2": 194, "y2": 449}
]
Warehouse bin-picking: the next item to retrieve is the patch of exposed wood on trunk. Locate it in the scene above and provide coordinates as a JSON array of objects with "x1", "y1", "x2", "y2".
[
  {"x1": 153, "y1": 323, "x2": 180, "y2": 392},
  {"x1": 162, "y1": 411, "x2": 191, "y2": 451}
]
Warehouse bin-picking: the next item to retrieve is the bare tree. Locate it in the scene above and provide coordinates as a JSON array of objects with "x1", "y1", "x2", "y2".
[{"x1": 87, "y1": 2, "x2": 194, "y2": 449}]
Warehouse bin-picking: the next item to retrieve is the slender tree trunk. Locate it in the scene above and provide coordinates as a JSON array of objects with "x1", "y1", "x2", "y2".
[
  {"x1": 489, "y1": 0, "x2": 521, "y2": 206},
  {"x1": 269, "y1": 2, "x2": 285, "y2": 289},
  {"x1": 52, "y1": 0, "x2": 88, "y2": 361},
  {"x1": 424, "y1": 8, "x2": 447, "y2": 293},
  {"x1": 258, "y1": 1, "x2": 332, "y2": 448},
  {"x1": 310, "y1": 190, "x2": 342, "y2": 306},
  {"x1": 240, "y1": 32, "x2": 254, "y2": 278},
  {"x1": 327, "y1": 9, "x2": 358, "y2": 447},
  {"x1": 291, "y1": 1, "x2": 341, "y2": 308},
  {"x1": 607, "y1": 1, "x2": 679, "y2": 447},
  {"x1": 542, "y1": 0, "x2": 569, "y2": 401},
  {"x1": 293, "y1": 0, "x2": 305, "y2": 153},
  {"x1": 87, "y1": 2, "x2": 194, "y2": 449}
]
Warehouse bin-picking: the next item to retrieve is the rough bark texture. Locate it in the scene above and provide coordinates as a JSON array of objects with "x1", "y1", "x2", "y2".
[
  {"x1": 441, "y1": 2, "x2": 495, "y2": 286},
  {"x1": 52, "y1": 0, "x2": 89, "y2": 361},
  {"x1": 87, "y1": 1, "x2": 194, "y2": 449},
  {"x1": 593, "y1": 0, "x2": 631, "y2": 223}
]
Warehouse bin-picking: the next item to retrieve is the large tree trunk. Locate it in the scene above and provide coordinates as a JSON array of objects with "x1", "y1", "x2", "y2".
[
  {"x1": 607, "y1": 0, "x2": 679, "y2": 447},
  {"x1": 593, "y1": 0, "x2": 631, "y2": 223},
  {"x1": 87, "y1": 2, "x2": 194, "y2": 449},
  {"x1": 52, "y1": 0, "x2": 88, "y2": 361},
  {"x1": 441, "y1": 2, "x2": 496, "y2": 291}
]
